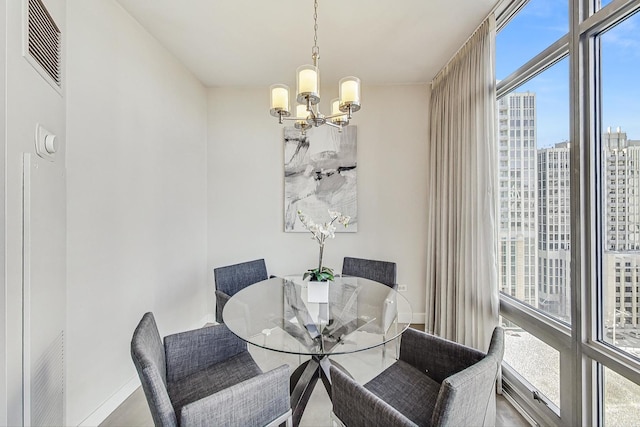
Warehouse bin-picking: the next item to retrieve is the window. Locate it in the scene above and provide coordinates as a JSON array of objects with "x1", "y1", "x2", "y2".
[
  {"x1": 497, "y1": 17, "x2": 570, "y2": 422},
  {"x1": 599, "y1": 4, "x2": 640, "y2": 368},
  {"x1": 502, "y1": 318, "x2": 560, "y2": 408},
  {"x1": 496, "y1": 0, "x2": 640, "y2": 425},
  {"x1": 496, "y1": 0, "x2": 568, "y2": 81},
  {"x1": 603, "y1": 367, "x2": 640, "y2": 425}
]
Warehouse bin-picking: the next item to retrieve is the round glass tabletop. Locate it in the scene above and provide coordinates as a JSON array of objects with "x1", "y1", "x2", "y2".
[{"x1": 222, "y1": 275, "x2": 413, "y2": 356}]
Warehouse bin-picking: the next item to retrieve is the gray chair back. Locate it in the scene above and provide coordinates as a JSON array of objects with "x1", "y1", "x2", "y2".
[
  {"x1": 214, "y1": 259, "x2": 268, "y2": 323},
  {"x1": 342, "y1": 257, "x2": 397, "y2": 288},
  {"x1": 131, "y1": 312, "x2": 177, "y2": 427},
  {"x1": 431, "y1": 327, "x2": 505, "y2": 426}
]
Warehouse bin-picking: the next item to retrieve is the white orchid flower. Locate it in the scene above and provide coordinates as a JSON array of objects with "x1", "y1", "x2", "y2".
[
  {"x1": 297, "y1": 210, "x2": 313, "y2": 228},
  {"x1": 297, "y1": 209, "x2": 351, "y2": 282},
  {"x1": 327, "y1": 229, "x2": 336, "y2": 239}
]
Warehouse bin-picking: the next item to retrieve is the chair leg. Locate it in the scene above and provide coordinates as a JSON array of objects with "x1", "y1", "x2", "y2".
[
  {"x1": 330, "y1": 410, "x2": 346, "y2": 427},
  {"x1": 393, "y1": 321, "x2": 399, "y2": 360},
  {"x1": 382, "y1": 323, "x2": 400, "y2": 363},
  {"x1": 395, "y1": 336, "x2": 399, "y2": 360},
  {"x1": 271, "y1": 410, "x2": 293, "y2": 427}
]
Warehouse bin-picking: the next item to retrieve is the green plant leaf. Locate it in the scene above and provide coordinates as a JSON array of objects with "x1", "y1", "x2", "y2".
[
  {"x1": 317, "y1": 271, "x2": 332, "y2": 281},
  {"x1": 302, "y1": 266, "x2": 334, "y2": 282}
]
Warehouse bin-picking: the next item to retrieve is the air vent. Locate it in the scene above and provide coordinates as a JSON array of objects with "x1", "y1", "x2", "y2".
[
  {"x1": 27, "y1": 0, "x2": 61, "y2": 87},
  {"x1": 31, "y1": 331, "x2": 64, "y2": 426}
]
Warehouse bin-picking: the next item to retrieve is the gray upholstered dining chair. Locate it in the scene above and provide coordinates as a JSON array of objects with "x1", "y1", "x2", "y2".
[
  {"x1": 131, "y1": 312, "x2": 292, "y2": 427},
  {"x1": 341, "y1": 257, "x2": 397, "y2": 289},
  {"x1": 331, "y1": 326, "x2": 504, "y2": 427},
  {"x1": 342, "y1": 257, "x2": 399, "y2": 358},
  {"x1": 214, "y1": 258, "x2": 269, "y2": 323}
]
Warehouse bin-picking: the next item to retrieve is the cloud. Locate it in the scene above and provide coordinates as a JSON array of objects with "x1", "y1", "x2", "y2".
[{"x1": 601, "y1": 14, "x2": 639, "y2": 55}]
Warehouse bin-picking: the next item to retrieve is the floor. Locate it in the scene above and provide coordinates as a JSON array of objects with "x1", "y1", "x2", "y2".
[{"x1": 103, "y1": 328, "x2": 531, "y2": 427}]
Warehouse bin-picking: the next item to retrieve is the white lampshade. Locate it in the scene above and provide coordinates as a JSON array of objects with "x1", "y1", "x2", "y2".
[
  {"x1": 297, "y1": 64, "x2": 319, "y2": 104},
  {"x1": 331, "y1": 98, "x2": 348, "y2": 125},
  {"x1": 296, "y1": 104, "x2": 309, "y2": 122},
  {"x1": 270, "y1": 84, "x2": 290, "y2": 116},
  {"x1": 339, "y1": 76, "x2": 361, "y2": 110},
  {"x1": 331, "y1": 98, "x2": 342, "y2": 116}
]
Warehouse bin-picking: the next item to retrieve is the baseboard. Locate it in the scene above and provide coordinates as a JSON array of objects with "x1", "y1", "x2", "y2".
[
  {"x1": 79, "y1": 375, "x2": 140, "y2": 427},
  {"x1": 399, "y1": 312, "x2": 425, "y2": 325},
  {"x1": 201, "y1": 312, "x2": 216, "y2": 326}
]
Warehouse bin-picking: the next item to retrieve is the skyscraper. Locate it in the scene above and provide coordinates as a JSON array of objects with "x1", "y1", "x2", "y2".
[
  {"x1": 498, "y1": 92, "x2": 538, "y2": 306},
  {"x1": 602, "y1": 128, "x2": 640, "y2": 331},
  {"x1": 537, "y1": 142, "x2": 571, "y2": 321}
]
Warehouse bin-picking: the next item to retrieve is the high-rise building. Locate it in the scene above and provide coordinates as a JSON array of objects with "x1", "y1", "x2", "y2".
[
  {"x1": 537, "y1": 142, "x2": 571, "y2": 321},
  {"x1": 602, "y1": 128, "x2": 640, "y2": 330},
  {"x1": 498, "y1": 92, "x2": 538, "y2": 306}
]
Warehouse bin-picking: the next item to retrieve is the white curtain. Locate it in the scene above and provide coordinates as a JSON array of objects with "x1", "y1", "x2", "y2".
[{"x1": 425, "y1": 14, "x2": 499, "y2": 352}]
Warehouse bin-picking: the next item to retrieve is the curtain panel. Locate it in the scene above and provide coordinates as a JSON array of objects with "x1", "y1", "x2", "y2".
[{"x1": 425, "y1": 15, "x2": 499, "y2": 351}]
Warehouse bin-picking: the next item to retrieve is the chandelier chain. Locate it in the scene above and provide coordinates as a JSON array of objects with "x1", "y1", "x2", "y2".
[{"x1": 311, "y1": 0, "x2": 320, "y2": 61}]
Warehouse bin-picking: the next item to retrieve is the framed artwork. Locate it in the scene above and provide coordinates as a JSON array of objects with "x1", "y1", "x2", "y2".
[{"x1": 284, "y1": 125, "x2": 357, "y2": 232}]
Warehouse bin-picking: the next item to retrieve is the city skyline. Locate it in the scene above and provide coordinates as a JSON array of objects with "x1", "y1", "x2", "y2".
[{"x1": 499, "y1": 95, "x2": 640, "y2": 332}]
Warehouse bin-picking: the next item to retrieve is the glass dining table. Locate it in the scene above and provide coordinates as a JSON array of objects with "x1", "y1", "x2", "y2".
[{"x1": 222, "y1": 275, "x2": 412, "y2": 426}]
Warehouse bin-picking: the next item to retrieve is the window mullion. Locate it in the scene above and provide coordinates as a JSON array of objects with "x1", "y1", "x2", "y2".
[
  {"x1": 580, "y1": 0, "x2": 640, "y2": 37},
  {"x1": 583, "y1": 341, "x2": 640, "y2": 385},
  {"x1": 497, "y1": 36, "x2": 569, "y2": 100},
  {"x1": 569, "y1": 0, "x2": 593, "y2": 423}
]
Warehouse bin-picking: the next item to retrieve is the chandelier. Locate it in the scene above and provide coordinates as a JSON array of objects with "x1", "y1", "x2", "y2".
[{"x1": 269, "y1": 0, "x2": 361, "y2": 135}]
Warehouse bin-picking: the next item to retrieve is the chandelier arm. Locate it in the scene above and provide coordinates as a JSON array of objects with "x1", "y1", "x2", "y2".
[
  {"x1": 280, "y1": 116, "x2": 310, "y2": 122},
  {"x1": 324, "y1": 121, "x2": 343, "y2": 130},
  {"x1": 289, "y1": 105, "x2": 351, "y2": 122},
  {"x1": 324, "y1": 114, "x2": 344, "y2": 121},
  {"x1": 325, "y1": 111, "x2": 351, "y2": 120}
]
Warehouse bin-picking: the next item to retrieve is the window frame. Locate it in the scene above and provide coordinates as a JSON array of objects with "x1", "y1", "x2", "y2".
[{"x1": 495, "y1": 0, "x2": 640, "y2": 425}]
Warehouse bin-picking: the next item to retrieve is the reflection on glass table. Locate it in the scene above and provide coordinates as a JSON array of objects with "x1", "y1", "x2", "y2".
[{"x1": 222, "y1": 275, "x2": 412, "y2": 426}]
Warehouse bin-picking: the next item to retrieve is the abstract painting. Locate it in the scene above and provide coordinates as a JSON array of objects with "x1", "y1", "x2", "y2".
[{"x1": 284, "y1": 125, "x2": 357, "y2": 232}]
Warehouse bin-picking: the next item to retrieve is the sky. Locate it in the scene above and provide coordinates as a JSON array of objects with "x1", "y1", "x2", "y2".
[{"x1": 496, "y1": 0, "x2": 640, "y2": 148}]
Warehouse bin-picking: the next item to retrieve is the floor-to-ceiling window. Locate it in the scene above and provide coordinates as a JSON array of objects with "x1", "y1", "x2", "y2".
[{"x1": 496, "y1": 0, "x2": 640, "y2": 424}]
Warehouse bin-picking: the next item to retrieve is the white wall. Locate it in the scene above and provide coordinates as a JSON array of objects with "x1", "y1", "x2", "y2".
[
  {"x1": 3, "y1": 0, "x2": 67, "y2": 424},
  {"x1": 207, "y1": 84, "x2": 430, "y2": 321},
  {"x1": 65, "y1": 1, "x2": 208, "y2": 425}
]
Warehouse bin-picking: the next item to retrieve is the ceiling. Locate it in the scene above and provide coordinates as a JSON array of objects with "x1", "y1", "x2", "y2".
[{"x1": 116, "y1": 0, "x2": 499, "y2": 88}]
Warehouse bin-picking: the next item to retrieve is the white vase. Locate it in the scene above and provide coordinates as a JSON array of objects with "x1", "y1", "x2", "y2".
[{"x1": 307, "y1": 280, "x2": 330, "y2": 303}]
